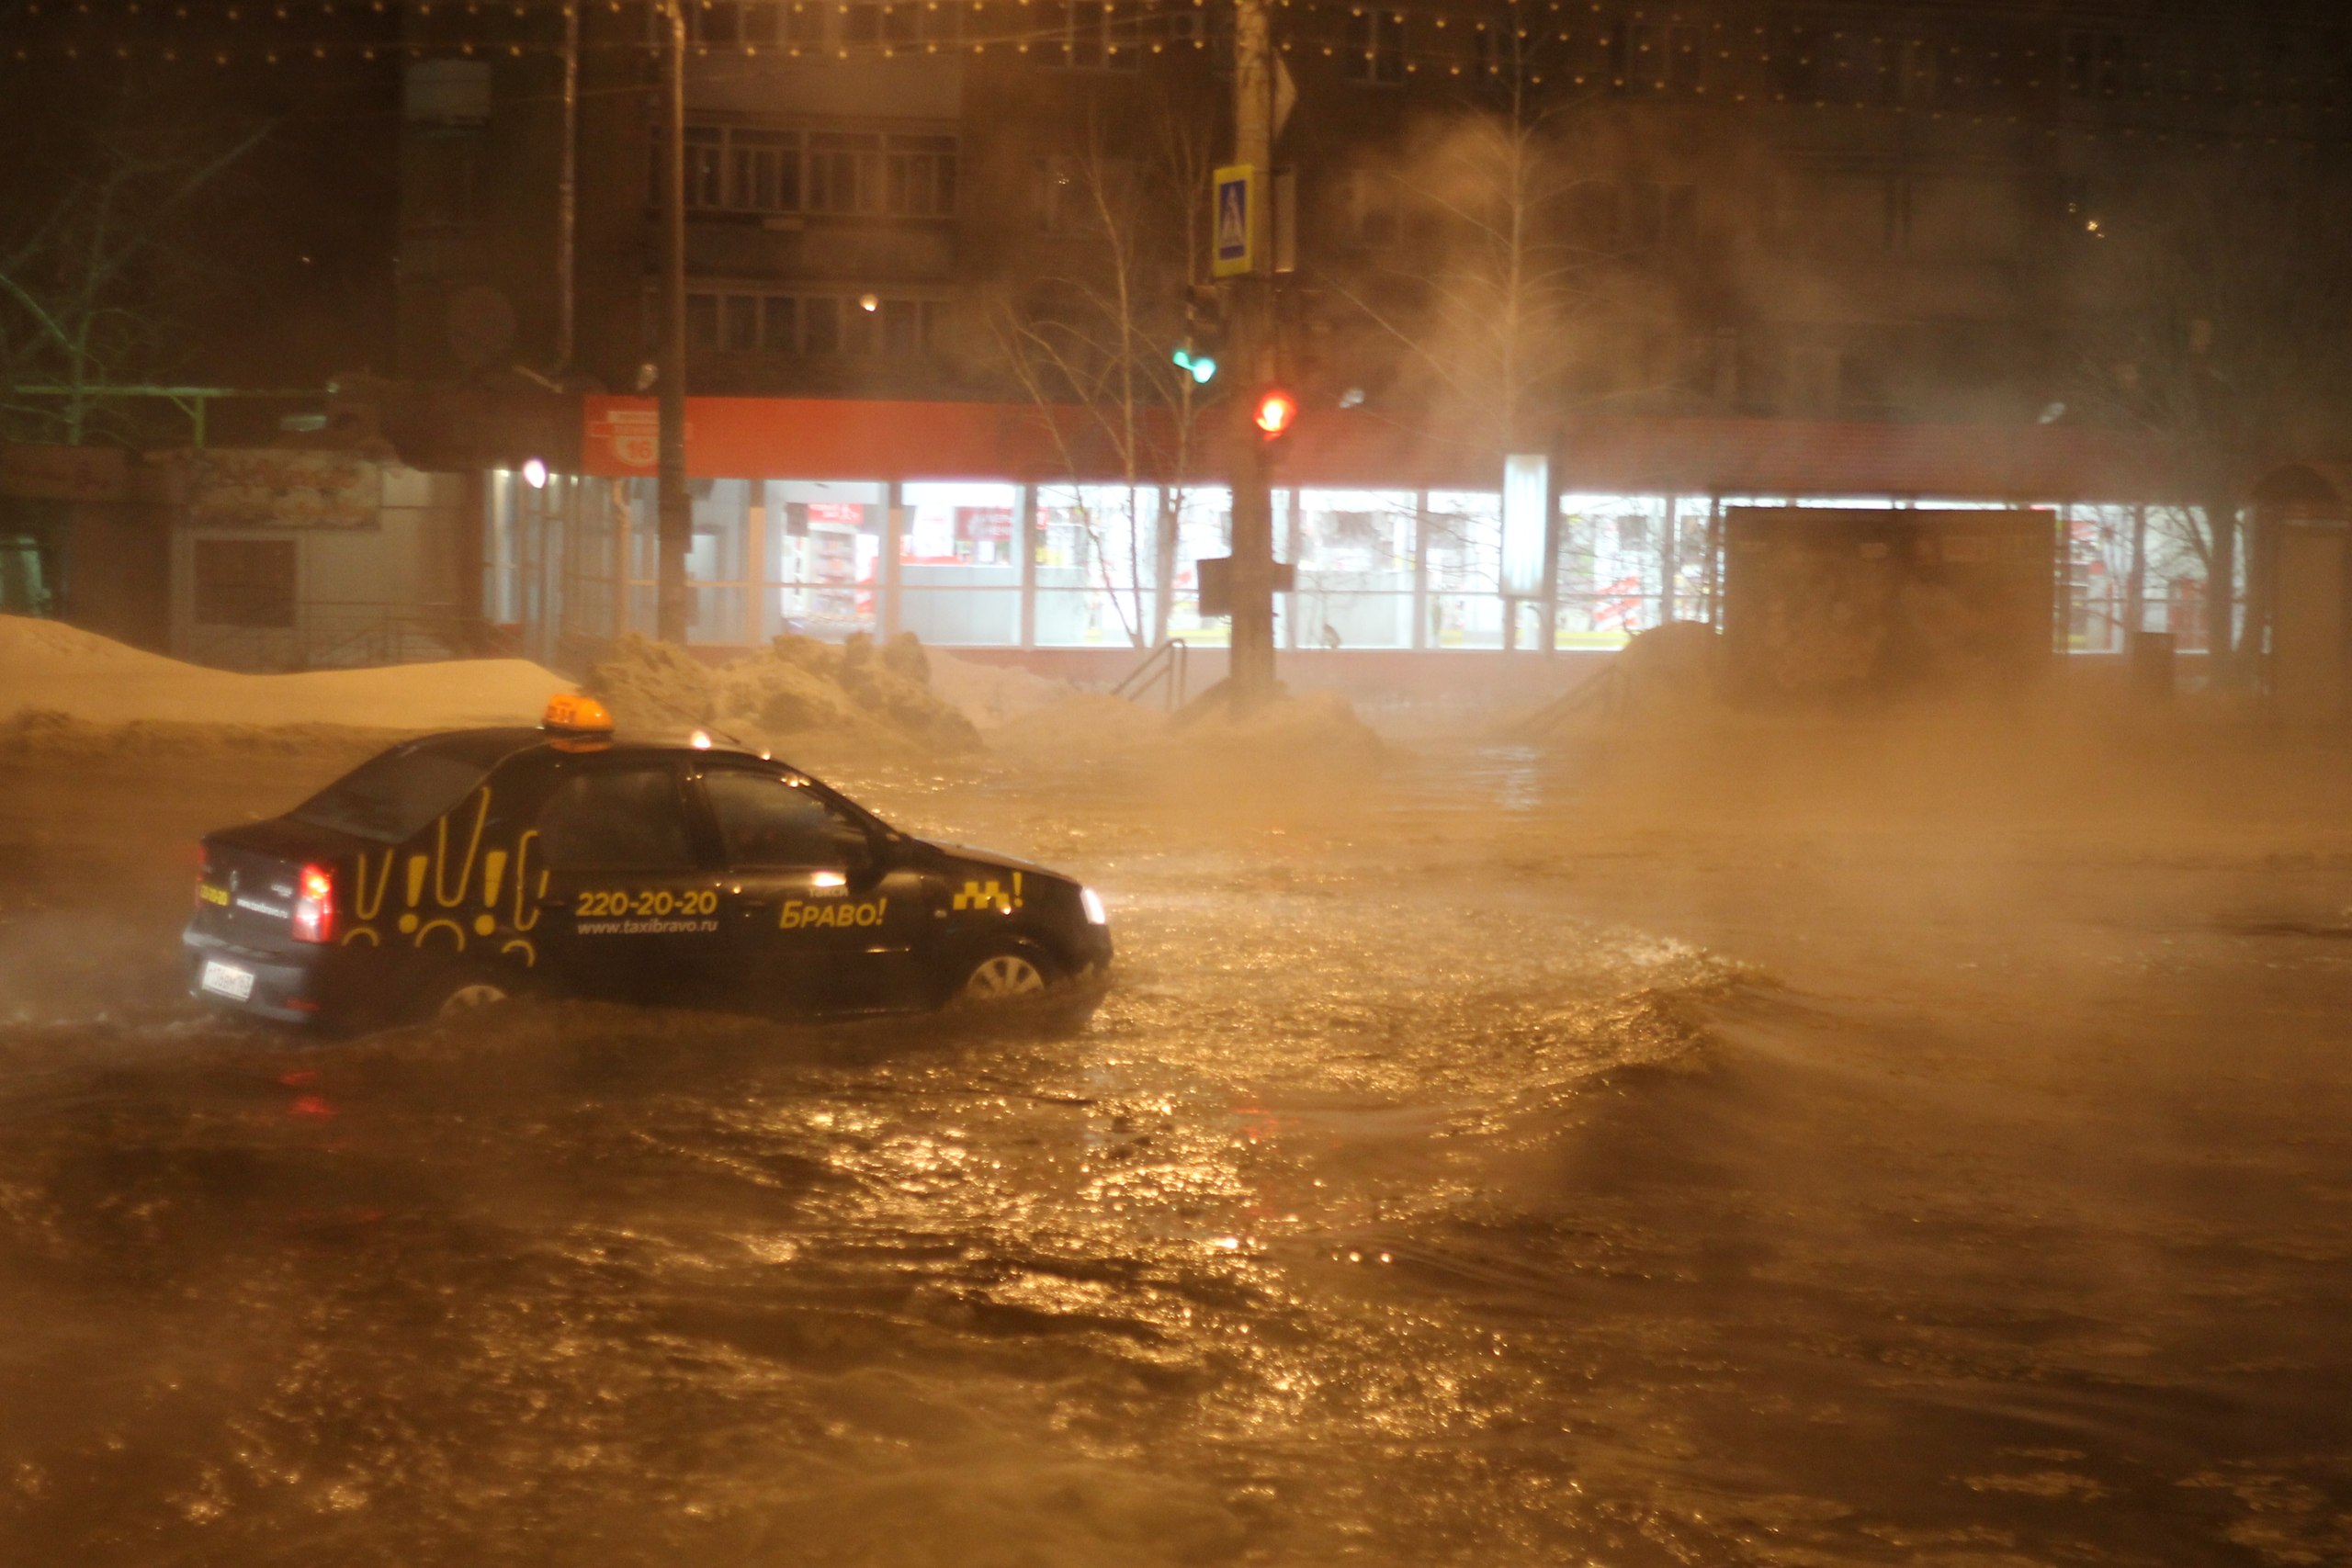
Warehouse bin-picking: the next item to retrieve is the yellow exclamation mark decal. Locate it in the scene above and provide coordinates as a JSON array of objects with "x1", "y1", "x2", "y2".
[
  {"x1": 1012, "y1": 871, "x2": 1023, "y2": 908},
  {"x1": 476, "y1": 849, "x2": 509, "y2": 936},
  {"x1": 401, "y1": 854, "x2": 428, "y2": 933}
]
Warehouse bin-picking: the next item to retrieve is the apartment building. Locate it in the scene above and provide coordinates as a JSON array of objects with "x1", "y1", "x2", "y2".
[{"x1": 379, "y1": 0, "x2": 2348, "y2": 678}]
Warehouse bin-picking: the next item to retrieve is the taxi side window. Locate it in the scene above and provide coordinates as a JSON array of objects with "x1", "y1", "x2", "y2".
[
  {"x1": 702, "y1": 769, "x2": 869, "y2": 869},
  {"x1": 537, "y1": 766, "x2": 696, "y2": 871}
]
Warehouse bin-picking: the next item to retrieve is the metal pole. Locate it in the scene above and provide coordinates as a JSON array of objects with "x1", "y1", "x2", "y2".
[
  {"x1": 1659, "y1": 493, "x2": 1679, "y2": 626},
  {"x1": 556, "y1": 0, "x2": 580, "y2": 372},
  {"x1": 2126, "y1": 502, "x2": 2147, "y2": 640},
  {"x1": 654, "y1": 0, "x2": 692, "y2": 643},
  {"x1": 1705, "y1": 495, "x2": 1723, "y2": 628},
  {"x1": 1411, "y1": 490, "x2": 1430, "y2": 651},
  {"x1": 1227, "y1": 0, "x2": 1276, "y2": 702},
  {"x1": 1017, "y1": 483, "x2": 1037, "y2": 649}
]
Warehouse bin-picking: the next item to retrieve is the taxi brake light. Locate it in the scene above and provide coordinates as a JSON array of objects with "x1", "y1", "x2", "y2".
[{"x1": 292, "y1": 863, "x2": 335, "y2": 944}]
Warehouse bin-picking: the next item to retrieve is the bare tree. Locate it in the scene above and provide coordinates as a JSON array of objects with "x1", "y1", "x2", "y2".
[
  {"x1": 2065, "y1": 157, "x2": 2352, "y2": 676},
  {"x1": 0, "y1": 127, "x2": 267, "y2": 446},
  {"x1": 991, "y1": 109, "x2": 1214, "y2": 649}
]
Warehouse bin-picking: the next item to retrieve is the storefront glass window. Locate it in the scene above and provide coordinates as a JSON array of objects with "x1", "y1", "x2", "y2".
[
  {"x1": 1293, "y1": 489, "x2": 1414, "y2": 649},
  {"x1": 1423, "y1": 491, "x2": 1502, "y2": 648},
  {"x1": 899, "y1": 480, "x2": 1019, "y2": 646},
  {"x1": 1164, "y1": 485, "x2": 1231, "y2": 644},
  {"x1": 1036, "y1": 483, "x2": 1156, "y2": 648}
]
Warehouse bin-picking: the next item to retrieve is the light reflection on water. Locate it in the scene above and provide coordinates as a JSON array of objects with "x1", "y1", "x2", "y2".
[{"x1": 0, "y1": 745, "x2": 2345, "y2": 1565}]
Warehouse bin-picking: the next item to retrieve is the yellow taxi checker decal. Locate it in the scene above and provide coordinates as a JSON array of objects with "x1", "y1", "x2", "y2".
[
  {"x1": 780, "y1": 897, "x2": 888, "y2": 931},
  {"x1": 952, "y1": 872, "x2": 1022, "y2": 912}
]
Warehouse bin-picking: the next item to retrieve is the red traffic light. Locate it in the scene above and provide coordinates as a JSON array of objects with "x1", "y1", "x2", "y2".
[{"x1": 1253, "y1": 388, "x2": 1298, "y2": 438}]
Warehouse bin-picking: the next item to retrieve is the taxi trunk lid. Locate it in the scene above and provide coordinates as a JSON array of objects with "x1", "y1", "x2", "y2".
[{"x1": 196, "y1": 818, "x2": 366, "y2": 947}]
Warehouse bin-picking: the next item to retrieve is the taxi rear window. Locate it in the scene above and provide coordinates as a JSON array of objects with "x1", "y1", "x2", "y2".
[{"x1": 288, "y1": 746, "x2": 495, "y2": 843}]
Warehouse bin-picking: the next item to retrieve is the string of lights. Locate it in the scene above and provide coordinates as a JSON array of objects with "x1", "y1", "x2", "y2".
[{"x1": 5, "y1": 0, "x2": 2346, "y2": 146}]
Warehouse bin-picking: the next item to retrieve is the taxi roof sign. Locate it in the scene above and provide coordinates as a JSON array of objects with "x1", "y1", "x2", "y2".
[{"x1": 542, "y1": 693, "x2": 615, "y2": 734}]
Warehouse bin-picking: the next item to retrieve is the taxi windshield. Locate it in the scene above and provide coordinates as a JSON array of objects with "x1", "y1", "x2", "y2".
[{"x1": 288, "y1": 744, "x2": 496, "y2": 843}]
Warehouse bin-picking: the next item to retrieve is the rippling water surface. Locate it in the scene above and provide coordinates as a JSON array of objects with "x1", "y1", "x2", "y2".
[{"x1": 1, "y1": 741, "x2": 2347, "y2": 1565}]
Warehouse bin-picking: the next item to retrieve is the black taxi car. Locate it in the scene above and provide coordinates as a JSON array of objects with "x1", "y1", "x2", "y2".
[{"x1": 184, "y1": 694, "x2": 1111, "y2": 1028}]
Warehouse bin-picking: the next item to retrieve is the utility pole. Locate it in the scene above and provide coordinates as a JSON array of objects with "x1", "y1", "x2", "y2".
[
  {"x1": 654, "y1": 0, "x2": 692, "y2": 643},
  {"x1": 1227, "y1": 0, "x2": 1277, "y2": 702},
  {"x1": 555, "y1": 0, "x2": 579, "y2": 374}
]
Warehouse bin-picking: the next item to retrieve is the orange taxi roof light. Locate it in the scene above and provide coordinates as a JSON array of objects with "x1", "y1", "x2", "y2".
[{"x1": 543, "y1": 693, "x2": 615, "y2": 734}]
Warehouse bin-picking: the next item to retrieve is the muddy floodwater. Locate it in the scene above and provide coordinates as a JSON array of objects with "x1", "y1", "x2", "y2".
[{"x1": 1, "y1": 718, "x2": 2349, "y2": 1566}]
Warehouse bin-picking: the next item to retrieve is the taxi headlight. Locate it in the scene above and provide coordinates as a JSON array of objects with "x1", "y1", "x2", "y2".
[{"x1": 1079, "y1": 886, "x2": 1108, "y2": 926}]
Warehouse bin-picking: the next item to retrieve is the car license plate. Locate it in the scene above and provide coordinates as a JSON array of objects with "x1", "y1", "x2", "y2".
[{"x1": 200, "y1": 959, "x2": 255, "y2": 1001}]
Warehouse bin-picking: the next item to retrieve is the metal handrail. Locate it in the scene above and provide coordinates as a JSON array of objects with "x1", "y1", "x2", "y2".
[
  {"x1": 187, "y1": 603, "x2": 496, "y2": 672},
  {"x1": 1110, "y1": 638, "x2": 1191, "y2": 711}
]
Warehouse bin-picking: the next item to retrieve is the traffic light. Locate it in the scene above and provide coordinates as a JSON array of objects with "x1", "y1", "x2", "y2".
[
  {"x1": 1252, "y1": 387, "x2": 1297, "y2": 439},
  {"x1": 1171, "y1": 344, "x2": 1218, "y2": 385}
]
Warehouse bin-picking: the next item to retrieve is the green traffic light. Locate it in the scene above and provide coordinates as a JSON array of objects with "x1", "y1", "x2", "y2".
[{"x1": 1171, "y1": 347, "x2": 1218, "y2": 385}]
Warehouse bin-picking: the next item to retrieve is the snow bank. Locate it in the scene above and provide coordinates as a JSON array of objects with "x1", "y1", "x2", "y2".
[
  {"x1": 990, "y1": 684, "x2": 1384, "y2": 766},
  {"x1": 926, "y1": 651, "x2": 1073, "y2": 728},
  {"x1": 585, "y1": 631, "x2": 983, "y2": 758},
  {"x1": 0, "y1": 615, "x2": 566, "y2": 732},
  {"x1": 1178, "y1": 687, "x2": 1385, "y2": 763},
  {"x1": 989, "y1": 691, "x2": 1172, "y2": 757}
]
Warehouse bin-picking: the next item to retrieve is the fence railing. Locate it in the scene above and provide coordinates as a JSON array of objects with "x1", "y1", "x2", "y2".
[
  {"x1": 1109, "y1": 638, "x2": 1191, "y2": 711},
  {"x1": 187, "y1": 604, "x2": 507, "y2": 672}
]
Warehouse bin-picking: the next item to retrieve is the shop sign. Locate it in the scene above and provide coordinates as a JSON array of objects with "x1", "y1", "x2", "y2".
[
  {"x1": 190, "y1": 449, "x2": 381, "y2": 529},
  {"x1": 0, "y1": 442, "x2": 128, "y2": 502}
]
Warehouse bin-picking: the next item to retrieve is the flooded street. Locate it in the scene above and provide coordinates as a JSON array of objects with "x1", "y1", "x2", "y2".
[{"x1": 2, "y1": 725, "x2": 2350, "y2": 1565}]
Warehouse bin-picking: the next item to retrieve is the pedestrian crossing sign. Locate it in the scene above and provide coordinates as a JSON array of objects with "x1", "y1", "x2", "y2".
[{"x1": 1212, "y1": 164, "x2": 1261, "y2": 278}]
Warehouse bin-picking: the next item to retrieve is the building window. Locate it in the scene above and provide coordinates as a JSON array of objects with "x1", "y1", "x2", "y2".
[
  {"x1": 762, "y1": 295, "x2": 798, "y2": 353},
  {"x1": 804, "y1": 295, "x2": 841, "y2": 355},
  {"x1": 2064, "y1": 30, "x2": 2144, "y2": 96},
  {"x1": 1137, "y1": 0, "x2": 1203, "y2": 47},
  {"x1": 689, "y1": 0, "x2": 942, "y2": 49},
  {"x1": 686, "y1": 293, "x2": 721, "y2": 354},
  {"x1": 807, "y1": 132, "x2": 880, "y2": 214},
  {"x1": 840, "y1": 1, "x2": 959, "y2": 50},
  {"x1": 885, "y1": 135, "x2": 957, "y2": 217},
  {"x1": 724, "y1": 295, "x2": 761, "y2": 353},
  {"x1": 1038, "y1": 1, "x2": 1140, "y2": 69},
  {"x1": 1344, "y1": 9, "x2": 1407, "y2": 85},
  {"x1": 1619, "y1": 20, "x2": 1702, "y2": 92},
  {"x1": 684, "y1": 126, "x2": 726, "y2": 208},
  {"x1": 690, "y1": 289, "x2": 941, "y2": 358},
  {"x1": 684, "y1": 1, "x2": 745, "y2": 44},
  {"x1": 729, "y1": 128, "x2": 800, "y2": 211},
  {"x1": 193, "y1": 539, "x2": 298, "y2": 628},
  {"x1": 673, "y1": 124, "x2": 955, "y2": 218},
  {"x1": 1888, "y1": 39, "x2": 1943, "y2": 106}
]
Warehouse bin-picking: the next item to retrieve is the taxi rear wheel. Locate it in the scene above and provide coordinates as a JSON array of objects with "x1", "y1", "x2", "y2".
[
  {"x1": 417, "y1": 968, "x2": 521, "y2": 1021},
  {"x1": 956, "y1": 949, "x2": 1053, "y2": 1004},
  {"x1": 439, "y1": 980, "x2": 512, "y2": 1015}
]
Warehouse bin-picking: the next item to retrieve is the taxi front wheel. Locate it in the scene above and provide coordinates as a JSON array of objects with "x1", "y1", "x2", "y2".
[{"x1": 956, "y1": 947, "x2": 1055, "y2": 1004}]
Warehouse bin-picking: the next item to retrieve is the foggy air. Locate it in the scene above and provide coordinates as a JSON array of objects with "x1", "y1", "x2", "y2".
[{"x1": 3, "y1": 0, "x2": 2351, "y2": 1563}]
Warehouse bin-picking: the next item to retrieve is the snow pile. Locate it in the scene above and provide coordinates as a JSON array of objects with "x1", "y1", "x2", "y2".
[
  {"x1": 989, "y1": 691, "x2": 1172, "y2": 757},
  {"x1": 1179, "y1": 687, "x2": 1385, "y2": 763},
  {"x1": 992, "y1": 684, "x2": 1384, "y2": 765},
  {"x1": 927, "y1": 652, "x2": 1074, "y2": 728},
  {"x1": 1516, "y1": 620, "x2": 1724, "y2": 739},
  {"x1": 585, "y1": 631, "x2": 983, "y2": 757},
  {"x1": 0, "y1": 708, "x2": 388, "y2": 761},
  {"x1": 0, "y1": 614, "x2": 566, "y2": 733}
]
